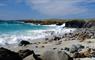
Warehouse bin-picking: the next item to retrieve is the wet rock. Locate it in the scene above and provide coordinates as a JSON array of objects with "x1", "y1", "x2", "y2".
[
  {"x1": 0, "y1": 47, "x2": 22, "y2": 60},
  {"x1": 19, "y1": 40, "x2": 31, "y2": 46},
  {"x1": 41, "y1": 50, "x2": 73, "y2": 60}
]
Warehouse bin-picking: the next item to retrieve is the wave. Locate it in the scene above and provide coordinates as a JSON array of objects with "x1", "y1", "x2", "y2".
[{"x1": 0, "y1": 23, "x2": 76, "y2": 46}]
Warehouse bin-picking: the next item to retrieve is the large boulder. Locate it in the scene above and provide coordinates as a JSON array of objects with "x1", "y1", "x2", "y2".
[
  {"x1": 0, "y1": 47, "x2": 22, "y2": 60},
  {"x1": 41, "y1": 50, "x2": 73, "y2": 60}
]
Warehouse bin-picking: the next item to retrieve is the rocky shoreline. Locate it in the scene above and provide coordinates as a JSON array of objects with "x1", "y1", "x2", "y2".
[
  {"x1": 1, "y1": 19, "x2": 95, "y2": 28},
  {"x1": 0, "y1": 28, "x2": 95, "y2": 60}
]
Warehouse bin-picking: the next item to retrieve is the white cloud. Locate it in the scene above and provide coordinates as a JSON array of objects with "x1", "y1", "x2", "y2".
[{"x1": 26, "y1": 0, "x2": 95, "y2": 16}]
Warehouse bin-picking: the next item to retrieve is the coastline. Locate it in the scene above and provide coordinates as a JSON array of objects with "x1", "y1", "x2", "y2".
[
  {"x1": 1, "y1": 28, "x2": 95, "y2": 60},
  {"x1": 0, "y1": 21, "x2": 95, "y2": 60}
]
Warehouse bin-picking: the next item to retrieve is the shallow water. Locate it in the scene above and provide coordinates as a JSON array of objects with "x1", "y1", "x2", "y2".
[
  {"x1": 0, "y1": 22, "x2": 74, "y2": 46},
  {"x1": 0, "y1": 22, "x2": 57, "y2": 45}
]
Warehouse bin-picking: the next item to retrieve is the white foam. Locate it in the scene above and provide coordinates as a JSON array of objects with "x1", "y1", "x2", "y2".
[{"x1": 43, "y1": 24, "x2": 57, "y2": 27}]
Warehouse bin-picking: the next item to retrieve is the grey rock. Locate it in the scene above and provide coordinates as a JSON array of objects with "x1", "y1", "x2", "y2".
[
  {"x1": 69, "y1": 44, "x2": 84, "y2": 53},
  {"x1": 41, "y1": 50, "x2": 73, "y2": 60}
]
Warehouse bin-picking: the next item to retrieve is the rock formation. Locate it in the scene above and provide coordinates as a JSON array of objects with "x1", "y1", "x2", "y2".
[{"x1": 0, "y1": 47, "x2": 22, "y2": 60}]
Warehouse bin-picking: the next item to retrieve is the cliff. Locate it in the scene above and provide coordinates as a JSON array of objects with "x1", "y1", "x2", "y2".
[{"x1": 65, "y1": 20, "x2": 95, "y2": 28}]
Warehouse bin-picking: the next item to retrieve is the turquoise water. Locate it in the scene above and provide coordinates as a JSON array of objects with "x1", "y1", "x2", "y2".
[
  {"x1": 0, "y1": 23, "x2": 56, "y2": 45},
  {"x1": 0, "y1": 23, "x2": 49, "y2": 33},
  {"x1": 0, "y1": 22, "x2": 73, "y2": 46}
]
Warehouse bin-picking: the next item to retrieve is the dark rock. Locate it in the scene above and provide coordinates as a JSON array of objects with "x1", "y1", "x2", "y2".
[
  {"x1": 69, "y1": 44, "x2": 84, "y2": 53},
  {"x1": 65, "y1": 20, "x2": 95, "y2": 28},
  {"x1": 83, "y1": 21, "x2": 95, "y2": 28},
  {"x1": 18, "y1": 50, "x2": 41, "y2": 60},
  {"x1": 61, "y1": 48, "x2": 64, "y2": 50},
  {"x1": 18, "y1": 49, "x2": 33, "y2": 59},
  {"x1": 56, "y1": 23, "x2": 63, "y2": 26},
  {"x1": 19, "y1": 40, "x2": 30, "y2": 46},
  {"x1": 76, "y1": 44, "x2": 84, "y2": 51},
  {"x1": 64, "y1": 47, "x2": 69, "y2": 51},
  {"x1": 53, "y1": 48, "x2": 57, "y2": 50},
  {"x1": 0, "y1": 47, "x2": 22, "y2": 60},
  {"x1": 65, "y1": 20, "x2": 85, "y2": 28},
  {"x1": 31, "y1": 50, "x2": 42, "y2": 60},
  {"x1": 54, "y1": 36, "x2": 61, "y2": 41}
]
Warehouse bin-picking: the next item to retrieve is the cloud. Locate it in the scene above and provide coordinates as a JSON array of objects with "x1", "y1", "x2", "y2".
[{"x1": 26, "y1": 0, "x2": 95, "y2": 16}]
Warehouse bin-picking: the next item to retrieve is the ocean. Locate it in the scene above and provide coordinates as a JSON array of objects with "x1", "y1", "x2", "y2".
[
  {"x1": 0, "y1": 22, "x2": 58, "y2": 45},
  {"x1": 0, "y1": 22, "x2": 75, "y2": 46}
]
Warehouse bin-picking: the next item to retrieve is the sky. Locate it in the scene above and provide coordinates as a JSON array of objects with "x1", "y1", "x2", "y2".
[{"x1": 0, "y1": 0, "x2": 95, "y2": 20}]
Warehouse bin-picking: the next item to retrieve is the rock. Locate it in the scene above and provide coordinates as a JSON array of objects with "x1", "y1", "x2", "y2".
[
  {"x1": 73, "y1": 48, "x2": 92, "y2": 58},
  {"x1": 54, "y1": 36, "x2": 61, "y2": 41},
  {"x1": 23, "y1": 55, "x2": 35, "y2": 60},
  {"x1": 65, "y1": 20, "x2": 95, "y2": 28},
  {"x1": 64, "y1": 47, "x2": 69, "y2": 51},
  {"x1": 65, "y1": 20, "x2": 85, "y2": 28},
  {"x1": 31, "y1": 50, "x2": 42, "y2": 60},
  {"x1": 83, "y1": 21, "x2": 95, "y2": 28},
  {"x1": 41, "y1": 50, "x2": 73, "y2": 60},
  {"x1": 69, "y1": 45, "x2": 78, "y2": 53},
  {"x1": 79, "y1": 48, "x2": 92, "y2": 57},
  {"x1": 18, "y1": 50, "x2": 41, "y2": 60},
  {"x1": 18, "y1": 49, "x2": 33, "y2": 59},
  {"x1": 19, "y1": 40, "x2": 31, "y2": 46},
  {"x1": 69, "y1": 44, "x2": 84, "y2": 53},
  {"x1": 0, "y1": 47, "x2": 22, "y2": 60},
  {"x1": 56, "y1": 23, "x2": 63, "y2": 26}
]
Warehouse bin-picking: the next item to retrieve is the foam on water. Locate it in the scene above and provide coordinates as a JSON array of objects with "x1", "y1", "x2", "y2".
[{"x1": 0, "y1": 23, "x2": 76, "y2": 46}]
